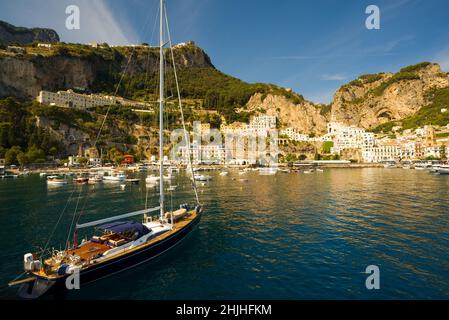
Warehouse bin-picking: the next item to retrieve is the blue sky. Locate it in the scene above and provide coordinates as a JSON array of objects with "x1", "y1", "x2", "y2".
[{"x1": 1, "y1": 0, "x2": 449, "y2": 103}]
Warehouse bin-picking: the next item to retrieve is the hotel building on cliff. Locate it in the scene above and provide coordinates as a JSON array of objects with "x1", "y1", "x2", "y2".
[{"x1": 37, "y1": 90, "x2": 116, "y2": 109}]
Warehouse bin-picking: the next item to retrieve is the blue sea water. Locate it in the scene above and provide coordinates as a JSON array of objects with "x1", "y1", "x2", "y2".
[{"x1": 0, "y1": 168, "x2": 448, "y2": 299}]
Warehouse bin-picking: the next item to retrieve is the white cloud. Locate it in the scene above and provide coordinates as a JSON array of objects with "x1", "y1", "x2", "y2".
[
  {"x1": 61, "y1": 0, "x2": 139, "y2": 45},
  {"x1": 435, "y1": 49, "x2": 449, "y2": 72},
  {"x1": 321, "y1": 74, "x2": 347, "y2": 81},
  {"x1": 307, "y1": 89, "x2": 336, "y2": 104},
  {"x1": 0, "y1": 0, "x2": 140, "y2": 45}
]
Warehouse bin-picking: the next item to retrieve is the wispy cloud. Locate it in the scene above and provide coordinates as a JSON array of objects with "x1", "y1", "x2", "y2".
[
  {"x1": 69, "y1": 0, "x2": 139, "y2": 45},
  {"x1": 434, "y1": 47, "x2": 449, "y2": 72},
  {"x1": 321, "y1": 74, "x2": 347, "y2": 81},
  {"x1": 271, "y1": 52, "x2": 398, "y2": 61},
  {"x1": 308, "y1": 89, "x2": 337, "y2": 104},
  {"x1": 0, "y1": 0, "x2": 140, "y2": 45}
]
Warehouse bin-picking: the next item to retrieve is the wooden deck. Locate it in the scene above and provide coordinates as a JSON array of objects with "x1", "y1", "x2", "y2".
[{"x1": 67, "y1": 242, "x2": 110, "y2": 261}]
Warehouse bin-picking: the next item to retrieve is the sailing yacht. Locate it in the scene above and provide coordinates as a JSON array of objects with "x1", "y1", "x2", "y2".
[{"x1": 9, "y1": 0, "x2": 202, "y2": 299}]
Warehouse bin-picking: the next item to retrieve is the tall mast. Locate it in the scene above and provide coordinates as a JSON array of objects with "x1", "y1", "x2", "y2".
[{"x1": 159, "y1": 0, "x2": 165, "y2": 220}]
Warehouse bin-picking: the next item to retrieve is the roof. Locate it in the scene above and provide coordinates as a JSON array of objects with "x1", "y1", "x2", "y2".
[{"x1": 98, "y1": 220, "x2": 150, "y2": 237}]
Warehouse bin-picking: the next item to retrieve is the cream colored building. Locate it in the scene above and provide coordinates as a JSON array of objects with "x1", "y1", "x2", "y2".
[
  {"x1": 280, "y1": 127, "x2": 310, "y2": 141},
  {"x1": 37, "y1": 90, "x2": 116, "y2": 109}
]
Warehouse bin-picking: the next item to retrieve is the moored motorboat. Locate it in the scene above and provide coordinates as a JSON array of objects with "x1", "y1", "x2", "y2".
[
  {"x1": 438, "y1": 164, "x2": 449, "y2": 174},
  {"x1": 88, "y1": 175, "x2": 103, "y2": 184},
  {"x1": 259, "y1": 167, "x2": 277, "y2": 176},
  {"x1": 194, "y1": 174, "x2": 212, "y2": 181},
  {"x1": 75, "y1": 176, "x2": 89, "y2": 184},
  {"x1": 103, "y1": 171, "x2": 126, "y2": 182},
  {"x1": 146, "y1": 175, "x2": 160, "y2": 183},
  {"x1": 46, "y1": 176, "x2": 68, "y2": 185}
]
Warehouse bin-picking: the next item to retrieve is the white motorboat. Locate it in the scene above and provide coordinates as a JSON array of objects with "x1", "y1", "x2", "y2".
[
  {"x1": 438, "y1": 165, "x2": 449, "y2": 174},
  {"x1": 103, "y1": 171, "x2": 126, "y2": 182},
  {"x1": 429, "y1": 165, "x2": 441, "y2": 173},
  {"x1": 194, "y1": 174, "x2": 212, "y2": 181},
  {"x1": 219, "y1": 171, "x2": 228, "y2": 176},
  {"x1": 88, "y1": 175, "x2": 103, "y2": 184},
  {"x1": 146, "y1": 175, "x2": 160, "y2": 183},
  {"x1": 47, "y1": 176, "x2": 68, "y2": 185},
  {"x1": 259, "y1": 167, "x2": 277, "y2": 176}
]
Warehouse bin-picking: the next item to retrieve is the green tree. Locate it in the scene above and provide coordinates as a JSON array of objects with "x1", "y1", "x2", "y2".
[
  {"x1": 440, "y1": 145, "x2": 447, "y2": 160},
  {"x1": 17, "y1": 152, "x2": 30, "y2": 167},
  {"x1": 78, "y1": 157, "x2": 88, "y2": 166},
  {"x1": 5, "y1": 146, "x2": 22, "y2": 165},
  {"x1": 26, "y1": 146, "x2": 46, "y2": 163}
]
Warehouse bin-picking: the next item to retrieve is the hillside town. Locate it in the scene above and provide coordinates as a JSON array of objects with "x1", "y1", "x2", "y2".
[{"x1": 23, "y1": 89, "x2": 449, "y2": 167}]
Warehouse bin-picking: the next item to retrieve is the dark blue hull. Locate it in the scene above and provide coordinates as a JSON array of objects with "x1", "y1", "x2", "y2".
[{"x1": 19, "y1": 213, "x2": 201, "y2": 299}]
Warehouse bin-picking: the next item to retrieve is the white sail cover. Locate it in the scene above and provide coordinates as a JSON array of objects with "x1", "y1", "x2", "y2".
[{"x1": 76, "y1": 207, "x2": 161, "y2": 229}]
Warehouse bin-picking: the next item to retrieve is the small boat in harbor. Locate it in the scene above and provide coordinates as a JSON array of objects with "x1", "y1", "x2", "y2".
[
  {"x1": 103, "y1": 171, "x2": 126, "y2": 183},
  {"x1": 74, "y1": 176, "x2": 89, "y2": 184},
  {"x1": 1, "y1": 174, "x2": 19, "y2": 179},
  {"x1": 125, "y1": 178, "x2": 140, "y2": 185},
  {"x1": 429, "y1": 165, "x2": 441, "y2": 173},
  {"x1": 146, "y1": 175, "x2": 160, "y2": 184},
  {"x1": 413, "y1": 162, "x2": 429, "y2": 170},
  {"x1": 259, "y1": 167, "x2": 278, "y2": 176},
  {"x1": 88, "y1": 175, "x2": 103, "y2": 184},
  {"x1": 46, "y1": 176, "x2": 67, "y2": 186},
  {"x1": 438, "y1": 164, "x2": 449, "y2": 174},
  {"x1": 383, "y1": 162, "x2": 396, "y2": 169},
  {"x1": 194, "y1": 174, "x2": 212, "y2": 181},
  {"x1": 219, "y1": 171, "x2": 228, "y2": 176},
  {"x1": 168, "y1": 166, "x2": 180, "y2": 173}
]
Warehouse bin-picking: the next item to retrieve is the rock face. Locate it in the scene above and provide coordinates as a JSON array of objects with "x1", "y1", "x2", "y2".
[
  {"x1": 0, "y1": 44, "x2": 214, "y2": 99},
  {"x1": 330, "y1": 63, "x2": 449, "y2": 129},
  {"x1": 0, "y1": 20, "x2": 59, "y2": 45},
  {"x1": 246, "y1": 93, "x2": 330, "y2": 133},
  {"x1": 0, "y1": 55, "x2": 96, "y2": 98}
]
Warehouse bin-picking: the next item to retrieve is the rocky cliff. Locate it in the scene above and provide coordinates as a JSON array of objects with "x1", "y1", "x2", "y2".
[
  {"x1": 0, "y1": 43, "x2": 215, "y2": 99},
  {"x1": 330, "y1": 62, "x2": 449, "y2": 129},
  {"x1": 0, "y1": 20, "x2": 59, "y2": 45},
  {"x1": 246, "y1": 93, "x2": 329, "y2": 133}
]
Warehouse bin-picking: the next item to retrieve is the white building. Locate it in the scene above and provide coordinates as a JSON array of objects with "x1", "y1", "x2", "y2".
[
  {"x1": 89, "y1": 158, "x2": 102, "y2": 166},
  {"x1": 280, "y1": 127, "x2": 310, "y2": 142},
  {"x1": 362, "y1": 144, "x2": 400, "y2": 163},
  {"x1": 423, "y1": 146, "x2": 447, "y2": 159},
  {"x1": 250, "y1": 115, "x2": 276, "y2": 130},
  {"x1": 327, "y1": 122, "x2": 375, "y2": 154},
  {"x1": 178, "y1": 142, "x2": 225, "y2": 165},
  {"x1": 37, "y1": 90, "x2": 116, "y2": 109},
  {"x1": 37, "y1": 43, "x2": 52, "y2": 48}
]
